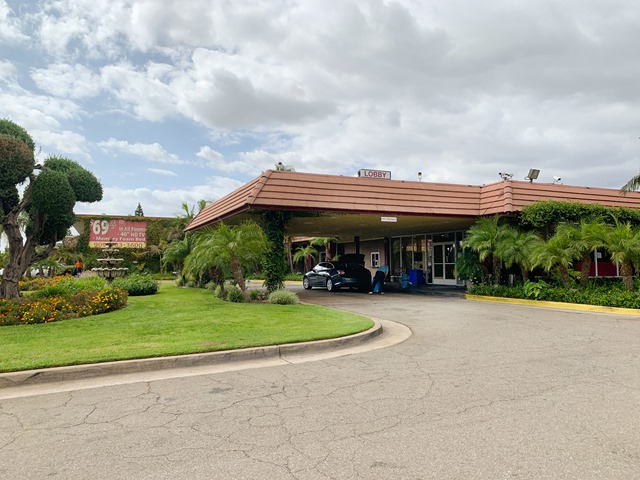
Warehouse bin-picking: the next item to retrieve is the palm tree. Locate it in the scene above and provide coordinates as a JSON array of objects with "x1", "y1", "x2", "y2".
[
  {"x1": 495, "y1": 227, "x2": 543, "y2": 282},
  {"x1": 167, "y1": 201, "x2": 209, "y2": 242},
  {"x1": 310, "y1": 237, "x2": 337, "y2": 261},
  {"x1": 555, "y1": 220, "x2": 607, "y2": 286},
  {"x1": 621, "y1": 173, "x2": 640, "y2": 194},
  {"x1": 184, "y1": 221, "x2": 268, "y2": 292},
  {"x1": 293, "y1": 244, "x2": 318, "y2": 272},
  {"x1": 602, "y1": 222, "x2": 640, "y2": 291},
  {"x1": 463, "y1": 216, "x2": 510, "y2": 285},
  {"x1": 531, "y1": 229, "x2": 577, "y2": 288},
  {"x1": 162, "y1": 234, "x2": 195, "y2": 274}
]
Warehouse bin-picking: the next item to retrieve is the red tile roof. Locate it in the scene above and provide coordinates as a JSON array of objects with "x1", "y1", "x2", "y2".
[{"x1": 186, "y1": 170, "x2": 640, "y2": 231}]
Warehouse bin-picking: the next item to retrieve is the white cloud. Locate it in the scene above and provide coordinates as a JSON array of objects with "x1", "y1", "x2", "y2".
[
  {"x1": 97, "y1": 138, "x2": 184, "y2": 165},
  {"x1": 0, "y1": 1, "x2": 27, "y2": 42},
  {"x1": 0, "y1": 59, "x2": 17, "y2": 80},
  {"x1": 148, "y1": 168, "x2": 178, "y2": 177},
  {"x1": 31, "y1": 63, "x2": 102, "y2": 99},
  {"x1": 75, "y1": 177, "x2": 243, "y2": 217},
  {"x1": 1, "y1": 0, "x2": 639, "y2": 215}
]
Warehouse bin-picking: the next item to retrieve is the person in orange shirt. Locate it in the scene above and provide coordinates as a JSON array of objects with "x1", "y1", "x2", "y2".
[{"x1": 74, "y1": 259, "x2": 83, "y2": 276}]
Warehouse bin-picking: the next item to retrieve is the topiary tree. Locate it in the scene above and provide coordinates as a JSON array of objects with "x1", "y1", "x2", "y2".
[{"x1": 0, "y1": 119, "x2": 103, "y2": 299}]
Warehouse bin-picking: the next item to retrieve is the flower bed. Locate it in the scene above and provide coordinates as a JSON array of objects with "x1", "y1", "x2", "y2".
[{"x1": 0, "y1": 284, "x2": 128, "y2": 326}]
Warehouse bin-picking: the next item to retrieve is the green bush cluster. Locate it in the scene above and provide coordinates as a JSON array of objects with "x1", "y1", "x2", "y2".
[
  {"x1": 226, "y1": 288, "x2": 245, "y2": 303},
  {"x1": 112, "y1": 274, "x2": 159, "y2": 296},
  {"x1": 469, "y1": 279, "x2": 640, "y2": 309},
  {"x1": 267, "y1": 289, "x2": 300, "y2": 305}
]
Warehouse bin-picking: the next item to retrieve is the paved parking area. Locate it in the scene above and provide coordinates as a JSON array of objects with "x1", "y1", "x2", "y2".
[{"x1": 2, "y1": 287, "x2": 640, "y2": 479}]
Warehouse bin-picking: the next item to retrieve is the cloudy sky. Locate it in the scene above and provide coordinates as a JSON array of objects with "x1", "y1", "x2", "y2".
[{"x1": 2, "y1": 0, "x2": 639, "y2": 217}]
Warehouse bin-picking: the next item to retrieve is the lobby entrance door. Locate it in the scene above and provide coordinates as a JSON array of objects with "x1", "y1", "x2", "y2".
[{"x1": 432, "y1": 242, "x2": 457, "y2": 285}]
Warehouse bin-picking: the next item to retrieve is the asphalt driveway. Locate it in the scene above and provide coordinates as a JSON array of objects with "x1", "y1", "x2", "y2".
[{"x1": 2, "y1": 287, "x2": 639, "y2": 479}]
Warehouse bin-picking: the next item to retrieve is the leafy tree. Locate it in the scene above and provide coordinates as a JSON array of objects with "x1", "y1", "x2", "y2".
[
  {"x1": 0, "y1": 120, "x2": 102, "y2": 299},
  {"x1": 293, "y1": 244, "x2": 318, "y2": 272},
  {"x1": 602, "y1": 222, "x2": 640, "y2": 291},
  {"x1": 531, "y1": 229, "x2": 577, "y2": 288},
  {"x1": 134, "y1": 203, "x2": 144, "y2": 217},
  {"x1": 495, "y1": 227, "x2": 542, "y2": 282},
  {"x1": 184, "y1": 221, "x2": 268, "y2": 292},
  {"x1": 463, "y1": 216, "x2": 510, "y2": 285}
]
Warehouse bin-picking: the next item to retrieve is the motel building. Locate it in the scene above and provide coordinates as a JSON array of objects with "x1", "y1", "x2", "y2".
[{"x1": 186, "y1": 169, "x2": 640, "y2": 287}]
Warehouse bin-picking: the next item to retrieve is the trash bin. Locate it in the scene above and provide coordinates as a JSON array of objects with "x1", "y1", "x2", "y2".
[
  {"x1": 401, "y1": 273, "x2": 409, "y2": 289},
  {"x1": 408, "y1": 269, "x2": 424, "y2": 285}
]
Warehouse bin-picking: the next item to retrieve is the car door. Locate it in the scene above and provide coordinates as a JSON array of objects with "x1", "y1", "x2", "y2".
[{"x1": 311, "y1": 262, "x2": 333, "y2": 287}]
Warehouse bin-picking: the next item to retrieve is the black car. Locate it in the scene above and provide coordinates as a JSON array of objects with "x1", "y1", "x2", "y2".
[{"x1": 303, "y1": 254, "x2": 371, "y2": 292}]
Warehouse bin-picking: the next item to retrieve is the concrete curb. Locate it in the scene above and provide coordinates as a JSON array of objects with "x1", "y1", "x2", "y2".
[
  {"x1": 466, "y1": 294, "x2": 640, "y2": 316},
  {"x1": 0, "y1": 320, "x2": 383, "y2": 389}
]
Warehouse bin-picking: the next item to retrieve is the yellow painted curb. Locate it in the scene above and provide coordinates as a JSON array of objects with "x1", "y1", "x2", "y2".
[{"x1": 465, "y1": 294, "x2": 640, "y2": 316}]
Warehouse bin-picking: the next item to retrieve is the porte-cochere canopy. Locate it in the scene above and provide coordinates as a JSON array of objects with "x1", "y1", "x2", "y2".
[{"x1": 186, "y1": 170, "x2": 640, "y2": 241}]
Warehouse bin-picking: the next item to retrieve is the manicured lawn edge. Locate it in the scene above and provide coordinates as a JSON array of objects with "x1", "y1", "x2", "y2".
[
  {"x1": 465, "y1": 294, "x2": 640, "y2": 316},
  {"x1": 0, "y1": 284, "x2": 374, "y2": 372}
]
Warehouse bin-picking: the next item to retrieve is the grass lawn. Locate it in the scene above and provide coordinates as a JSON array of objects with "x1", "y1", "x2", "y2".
[{"x1": 0, "y1": 284, "x2": 374, "y2": 372}]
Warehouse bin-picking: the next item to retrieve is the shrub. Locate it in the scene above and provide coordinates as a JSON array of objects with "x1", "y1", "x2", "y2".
[
  {"x1": 112, "y1": 274, "x2": 159, "y2": 296},
  {"x1": 523, "y1": 280, "x2": 549, "y2": 300},
  {"x1": 226, "y1": 288, "x2": 245, "y2": 303},
  {"x1": 249, "y1": 289, "x2": 262, "y2": 301},
  {"x1": 32, "y1": 276, "x2": 108, "y2": 298},
  {"x1": 267, "y1": 289, "x2": 299, "y2": 305},
  {"x1": 469, "y1": 278, "x2": 640, "y2": 309},
  {"x1": 284, "y1": 273, "x2": 304, "y2": 281},
  {"x1": 204, "y1": 281, "x2": 217, "y2": 290}
]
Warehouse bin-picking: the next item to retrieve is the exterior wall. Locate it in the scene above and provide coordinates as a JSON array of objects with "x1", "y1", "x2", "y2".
[{"x1": 341, "y1": 239, "x2": 386, "y2": 272}]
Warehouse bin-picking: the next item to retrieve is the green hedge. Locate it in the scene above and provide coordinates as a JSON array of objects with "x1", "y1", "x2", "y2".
[
  {"x1": 112, "y1": 274, "x2": 159, "y2": 296},
  {"x1": 469, "y1": 280, "x2": 640, "y2": 309}
]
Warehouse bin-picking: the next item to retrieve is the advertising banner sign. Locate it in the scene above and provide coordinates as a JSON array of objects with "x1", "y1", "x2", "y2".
[{"x1": 89, "y1": 219, "x2": 147, "y2": 248}]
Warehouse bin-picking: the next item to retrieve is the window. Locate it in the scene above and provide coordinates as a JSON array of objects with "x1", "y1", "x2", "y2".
[{"x1": 371, "y1": 252, "x2": 380, "y2": 268}]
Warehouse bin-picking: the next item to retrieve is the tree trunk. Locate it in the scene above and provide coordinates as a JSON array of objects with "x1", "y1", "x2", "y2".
[
  {"x1": 559, "y1": 266, "x2": 572, "y2": 288},
  {"x1": 231, "y1": 257, "x2": 246, "y2": 291},
  {"x1": 0, "y1": 207, "x2": 43, "y2": 300},
  {"x1": 621, "y1": 262, "x2": 634, "y2": 291},
  {"x1": 522, "y1": 268, "x2": 529, "y2": 283},
  {"x1": 580, "y1": 253, "x2": 591, "y2": 286},
  {"x1": 492, "y1": 256, "x2": 501, "y2": 286}
]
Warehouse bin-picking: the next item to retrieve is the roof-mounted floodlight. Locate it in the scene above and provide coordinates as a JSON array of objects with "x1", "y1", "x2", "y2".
[
  {"x1": 499, "y1": 172, "x2": 513, "y2": 181},
  {"x1": 525, "y1": 168, "x2": 540, "y2": 183}
]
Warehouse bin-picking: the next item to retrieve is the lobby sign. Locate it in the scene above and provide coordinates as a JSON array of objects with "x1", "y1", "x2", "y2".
[
  {"x1": 89, "y1": 219, "x2": 147, "y2": 248},
  {"x1": 358, "y1": 169, "x2": 392, "y2": 180}
]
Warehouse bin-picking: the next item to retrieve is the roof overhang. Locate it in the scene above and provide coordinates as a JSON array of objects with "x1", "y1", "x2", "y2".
[{"x1": 186, "y1": 170, "x2": 640, "y2": 240}]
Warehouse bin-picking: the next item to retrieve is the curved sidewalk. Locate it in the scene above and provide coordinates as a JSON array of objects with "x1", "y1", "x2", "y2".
[{"x1": 0, "y1": 318, "x2": 411, "y2": 399}]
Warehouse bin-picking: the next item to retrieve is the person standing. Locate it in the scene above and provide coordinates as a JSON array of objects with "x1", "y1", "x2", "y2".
[
  {"x1": 74, "y1": 258, "x2": 83, "y2": 276},
  {"x1": 369, "y1": 265, "x2": 388, "y2": 294}
]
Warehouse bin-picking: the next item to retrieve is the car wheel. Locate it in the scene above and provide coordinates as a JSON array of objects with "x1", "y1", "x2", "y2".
[
  {"x1": 303, "y1": 277, "x2": 312, "y2": 290},
  {"x1": 326, "y1": 278, "x2": 338, "y2": 292}
]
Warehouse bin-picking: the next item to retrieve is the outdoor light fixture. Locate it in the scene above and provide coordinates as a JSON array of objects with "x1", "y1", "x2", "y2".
[
  {"x1": 525, "y1": 168, "x2": 540, "y2": 182},
  {"x1": 418, "y1": 172, "x2": 423, "y2": 182},
  {"x1": 499, "y1": 172, "x2": 513, "y2": 181}
]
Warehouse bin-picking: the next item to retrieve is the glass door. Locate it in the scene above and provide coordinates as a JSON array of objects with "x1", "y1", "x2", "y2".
[{"x1": 432, "y1": 242, "x2": 457, "y2": 285}]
